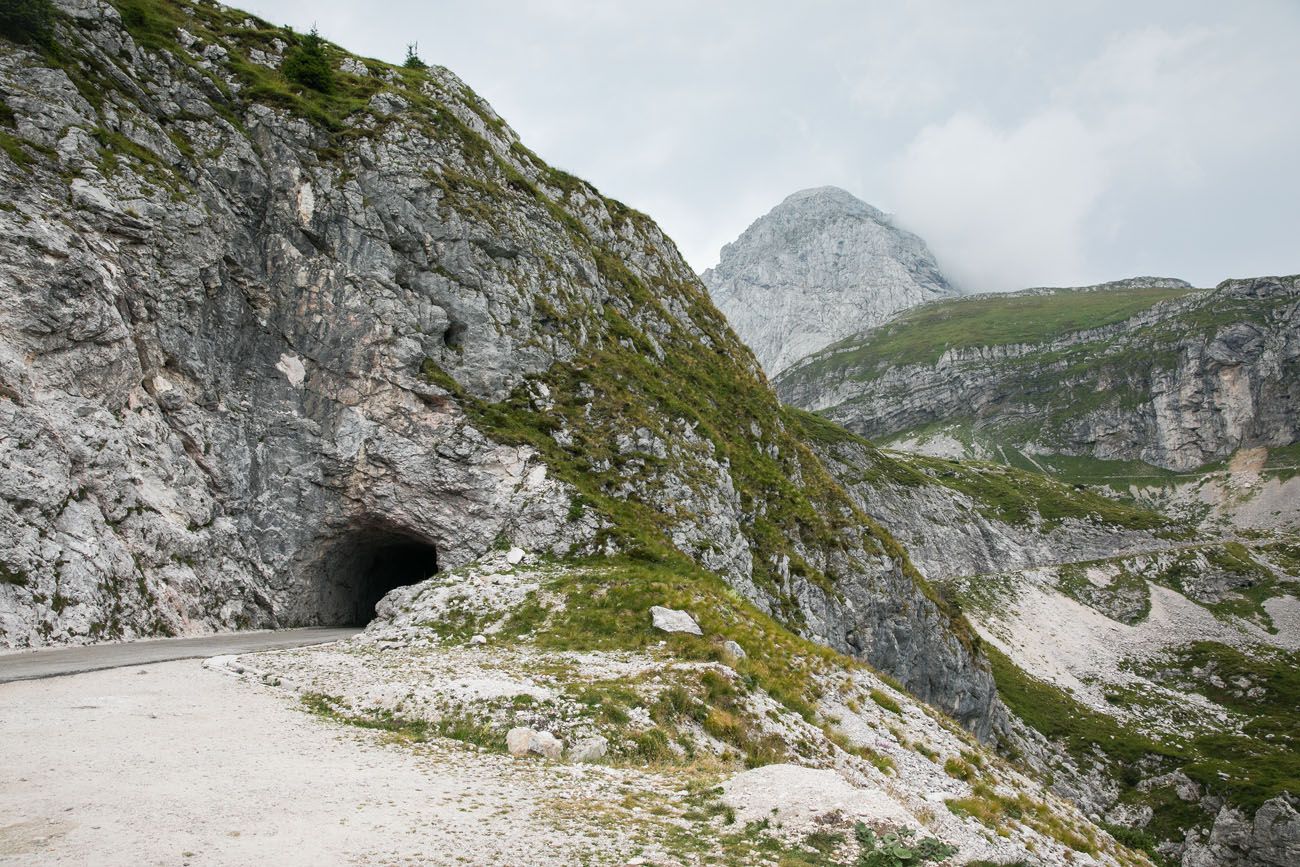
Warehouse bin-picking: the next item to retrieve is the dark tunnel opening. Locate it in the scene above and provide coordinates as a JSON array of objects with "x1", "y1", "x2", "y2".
[{"x1": 316, "y1": 527, "x2": 439, "y2": 626}]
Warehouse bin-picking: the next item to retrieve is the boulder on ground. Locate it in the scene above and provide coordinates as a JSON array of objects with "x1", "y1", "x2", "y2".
[
  {"x1": 506, "y1": 726, "x2": 563, "y2": 760},
  {"x1": 506, "y1": 547, "x2": 526, "y2": 565},
  {"x1": 650, "y1": 606, "x2": 702, "y2": 636},
  {"x1": 722, "y1": 639, "x2": 746, "y2": 659},
  {"x1": 506, "y1": 726, "x2": 533, "y2": 757},
  {"x1": 568, "y1": 735, "x2": 608, "y2": 763}
]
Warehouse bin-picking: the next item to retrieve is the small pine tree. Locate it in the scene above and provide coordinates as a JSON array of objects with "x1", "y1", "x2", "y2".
[
  {"x1": 0, "y1": 0, "x2": 55, "y2": 46},
  {"x1": 282, "y1": 26, "x2": 335, "y2": 93},
  {"x1": 403, "y1": 42, "x2": 426, "y2": 70}
]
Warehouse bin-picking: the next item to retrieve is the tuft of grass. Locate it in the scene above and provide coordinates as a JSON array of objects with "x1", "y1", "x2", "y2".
[
  {"x1": 947, "y1": 783, "x2": 1097, "y2": 855},
  {"x1": 869, "y1": 688, "x2": 902, "y2": 715},
  {"x1": 0, "y1": 562, "x2": 28, "y2": 586},
  {"x1": 944, "y1": 756, "x2": 976, "y2": 782},
  {"x1": 300, "y1": 692, "x2": 502, "y2": 751}
]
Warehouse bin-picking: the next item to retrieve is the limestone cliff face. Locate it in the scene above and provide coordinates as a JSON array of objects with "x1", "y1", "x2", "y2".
[
  {"x1": 701, "y1": 186, "x2": 957, "y2": 376},
  {"x1": 0, "y1": 0, "x2": 1002, "y2": 739},
  {"x1": 778, "y1": 277, "x2": 1300, "y2": 472}
]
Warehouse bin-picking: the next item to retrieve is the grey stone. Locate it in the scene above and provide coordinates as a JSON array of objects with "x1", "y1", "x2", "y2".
[
  {"x1": 530, "y1": 731, "x2": 564, "y2": 760},
  {"x1": 568, "y1": 735, "x2": 608, "y2": 763},
  {"x1": 506, "y1": 727, "x2": 533, "y2": 757},
  {"x1": 1181, "y1": 795, "x2": 1300, "y2": 867},
  {"x1": 505, "y1": 726, "x2": 563, "y2": 760},
  {"x1": 650, "y1": 606, "x2": 702, "y2": 636},
  {"x1": 722, "y1": 640, "x2": 746, "y2": 659}
]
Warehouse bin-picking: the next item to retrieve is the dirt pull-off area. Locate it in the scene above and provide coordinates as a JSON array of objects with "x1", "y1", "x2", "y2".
[{"x1": 0, "y1": 661, "x2": 657, "y2": 866}]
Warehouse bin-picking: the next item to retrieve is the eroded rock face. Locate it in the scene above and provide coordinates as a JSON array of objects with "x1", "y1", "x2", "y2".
[
  {"x1": 0, "y1": 7, "x2": 599, "y2": 644},
  {"x1": 1181, "y1": 795, "x2": 1300, "y2": 867},
  {"x1": 701, "y1": 187, "x2": 957, "y2": 376},
  {"x1": 808, "y1": 436, "x2": 1164, "y2": 582}
]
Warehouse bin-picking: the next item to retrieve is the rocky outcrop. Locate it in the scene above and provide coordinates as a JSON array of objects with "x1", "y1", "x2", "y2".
[
  {"x1": 778, "y1": 277, "x2": 1300, "y2": 471},
  {"x1": 701, "y1": 186, "x2": 956, "y2": 376},
  {"x1": 805, "y1": 433, "x2": 1165, "y2": 582},
  {"x1": 0, "y1": 1, "x2": 1004, "y2": 741},
  {"x1": 1182, "y1": 795, "x2": 1300, "y2": 867}
]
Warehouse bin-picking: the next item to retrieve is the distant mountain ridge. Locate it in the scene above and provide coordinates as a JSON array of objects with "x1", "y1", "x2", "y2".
[
  {"x1": 776, "y1": 274, "x2": 1300, "y2": 473},
  {"x1": 701, "y1": 186, "x2": 957, "y2": 376}
]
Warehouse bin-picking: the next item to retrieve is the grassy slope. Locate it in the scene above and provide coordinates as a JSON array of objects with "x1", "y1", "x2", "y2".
[
  {"x1": 786, "y1": 408, "x2": 1170, "y2": 534},
  {"x1": 779, "y1": 278, "x2": 1298, "y2": 497},
  {"x1": 945, "y1": 540, "x2": 1300, "y2": 866},
  {"x1": 790, "y1": 413, "x2": 1299, "y2": 858},
  {"x1": 985, "y1": 641, "x2": 1300, "y2": 863},
  {"x1": 783, "y1": 283, "x2": 1199, "y2": 383}
]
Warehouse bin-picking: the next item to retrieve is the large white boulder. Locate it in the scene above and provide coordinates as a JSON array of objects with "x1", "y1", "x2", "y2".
[{"x1": 650, "y1": 606, "x2": 701, "y2": 636}]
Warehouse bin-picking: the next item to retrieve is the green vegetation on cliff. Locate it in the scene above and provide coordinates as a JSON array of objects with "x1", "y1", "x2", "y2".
[
  {"x1": 786, "y1": 408, "x2": 1169, "y2": 533},
  {"x1": 784, "y1": 282, "x2": 1198, "y2": 383},
  {"x1": 985, "y1": 641, "x2": 1300, "y2": 860}
]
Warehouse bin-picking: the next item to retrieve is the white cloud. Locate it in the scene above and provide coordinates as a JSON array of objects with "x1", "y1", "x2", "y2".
[
  {"x1": 242, "y1": 1, "x2": 1300, "y2": 288},
  {"x1": 890, "y1": 17, "x2": 1300, "y2": 291},
  {"x1": 890, "y1": 110, "x2": 1108, "y2": 291}
]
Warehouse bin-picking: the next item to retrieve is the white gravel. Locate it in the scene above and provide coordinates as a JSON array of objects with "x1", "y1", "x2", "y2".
[{"x1": 0, "y1": 661, "x2": 650, "y2": 866}]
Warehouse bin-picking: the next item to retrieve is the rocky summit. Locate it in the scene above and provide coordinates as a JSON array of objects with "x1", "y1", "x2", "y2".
[
  {"x1": 0, "y1": 3, "x2": 1297, "y2": 867},
  {"x1": 701, "y1": 186, "x2": 957, "y2": 376}
]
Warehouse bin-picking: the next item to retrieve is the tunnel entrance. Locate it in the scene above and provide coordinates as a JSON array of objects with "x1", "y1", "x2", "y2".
[{"x1": 315, "y1": 527, "x2": 439, "y2": 626}]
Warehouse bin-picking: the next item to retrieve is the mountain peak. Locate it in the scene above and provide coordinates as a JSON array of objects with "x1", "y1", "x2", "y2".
[
  {"x1": 777, "y1": 186, "x2": 885, "y2": 220},
  {"x1": 702, "y1": 188, "x2": 956, "y2": 375}
]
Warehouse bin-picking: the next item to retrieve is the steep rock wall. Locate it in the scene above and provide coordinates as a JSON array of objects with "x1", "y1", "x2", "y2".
[{"x1": 0, "y1": 0, "x2": 1004, "y2": 739}]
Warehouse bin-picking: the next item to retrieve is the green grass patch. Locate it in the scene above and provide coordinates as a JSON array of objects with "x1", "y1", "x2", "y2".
[
  {"x1": 946, "y1": 782, "x2": 1098, "y2": 854},
  {"x1": 869, "y1": 688, "x2": 902, "y2": 715},
  {"x1": 782, "y1": 283, "x2": 1199, "y2": 384},
  {"x1": 0, "y1": 0, "x2": 55, "y2": 46},
  {"x1": 496, "y1": 557, "x2": 841, "y2": 725},
  {"x1": 301, "y1": 692, "x2": 502, "y2": 750}
]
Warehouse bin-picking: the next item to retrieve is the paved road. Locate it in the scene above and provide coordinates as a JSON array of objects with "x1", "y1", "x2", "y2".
[{"x1": 0, "y1": 627, "x2": 360, "y2": 683}]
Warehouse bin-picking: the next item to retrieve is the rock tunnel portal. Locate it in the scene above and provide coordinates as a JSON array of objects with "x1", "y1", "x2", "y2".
[{"x1": 314, "y1": 526, "x2": 439, "y2": 626}]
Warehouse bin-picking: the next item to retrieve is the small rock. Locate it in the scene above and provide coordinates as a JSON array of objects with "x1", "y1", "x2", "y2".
[
  {"x1": 506, "y1": 547, "x2": 526, "y2": 565},
  {"x1": 469, "y1": 634, "x2": 487, "y2": 646},
  {"x1": 506, "y1": 727, "x2": 534, "y2": 757},
  {"x1": 530, "y1": 730, "x2": 564, "y2": 760},
  {"x1": 722, "y1": 639, "x2": 746, "y2": 659},
  {"x1": 339, "y1": 57, "x2": 369, "y2": 77},
  {"x1": 650, "y1": 605, "x2": 701, "y2": 636},
  {"x1": 569, "y1": 735, "x2": 608, "y2": 763},
  {"x1": 506, "y1": 726, "x2": 564, "y2": 759}
]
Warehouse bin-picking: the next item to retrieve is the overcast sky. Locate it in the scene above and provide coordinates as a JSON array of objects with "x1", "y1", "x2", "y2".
[{"x1": 243, "y1": 0, "x2": 1300, "y2": 292}]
